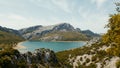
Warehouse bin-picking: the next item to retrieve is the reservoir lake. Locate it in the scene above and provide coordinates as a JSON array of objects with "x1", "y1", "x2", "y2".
[{"x1": 19, "y1": 41, "x2": 86, "y2": 53}]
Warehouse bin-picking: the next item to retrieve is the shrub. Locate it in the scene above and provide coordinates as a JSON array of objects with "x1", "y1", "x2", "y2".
[
  {"x1": 86, "y1": 58, "x2": 90, "y2": 63},
  {"x1": 116, "y1": 60, "x2": 120, "y2": 68}
]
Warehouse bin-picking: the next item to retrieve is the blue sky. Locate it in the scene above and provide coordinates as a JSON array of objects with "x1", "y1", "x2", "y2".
[{"x1": 0, "y1": 0, "x2": 118, "y2": 33}]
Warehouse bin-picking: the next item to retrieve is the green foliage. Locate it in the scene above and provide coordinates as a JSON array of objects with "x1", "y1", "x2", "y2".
[
  {"x1": 91, "y1": 55, "x2": 97, "y2": 62},
  {"x1": 56, "y1": 46, "x2": 90, "y2": 66},
  {"x1": 102, "y1": 14, "x2": 120, "y2": 44},
  {"x1": 31, "y1": 64, "x2": 38, "y2": 68},
  {"x1": 0, "y1": 30, "x2": 23, "y2": 41},
  {"x1": 86, "y1": 58, "x2": 90, "y2": 63},
  {"x1": 0, "y1": 56, "x2": 12, "y2": 68},
  {"x1": 116, "y1": 60, "x2": 120, "y2": 68},
  {"x1": 100, "y1": 3, "x2": 120, "y2": 57},
  {"x1": 88, "y1": 63, "x2": 97, "y2": 68},
  {"x1": 17, "y1": 62, "x2": 27, "y2": 68},
  {"x1": 56, "y1": 42, "x2": 100, "y2": 66},
  {"x1": 102, "y1": 14, "x2": 120, "y2": 56},
  {"x1": 0, "y1": 49, "x2": 29, "y2": 68},
  {"x1": 77, "y1": 63, "x2": 97, "y2": 68}
]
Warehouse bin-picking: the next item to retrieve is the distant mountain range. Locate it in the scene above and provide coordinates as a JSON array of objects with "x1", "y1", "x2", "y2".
[{"x1": 0, "y1": 23, "x2": 100, "y2": 41}]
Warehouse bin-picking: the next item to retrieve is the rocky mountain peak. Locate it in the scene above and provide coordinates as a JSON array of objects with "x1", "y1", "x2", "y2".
[{"x1": 52, "y1": 23, "x2": 75, "y2": 31}]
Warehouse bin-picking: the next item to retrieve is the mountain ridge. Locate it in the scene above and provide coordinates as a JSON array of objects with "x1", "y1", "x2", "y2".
[
  {"x1": 19, "y1": 23, "x2": 100, "y2": 41},
  {"x1": 0, "y1": 23, "x2": 100, "y2": 41}
]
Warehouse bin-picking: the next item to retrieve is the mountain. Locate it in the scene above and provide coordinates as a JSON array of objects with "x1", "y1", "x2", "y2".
[
  {"x1": 19, "y1": 23, "x2": 99, "y2": 41},
  {"x1": 0, "y1": 23, "x2": 99, "y2": 42},
  {"x1": 19, "y1": 23, "x2": 75, "y2": 40},
  {"x1": 81, "y1": 30, "x2": 100, "y2": 39},
  {"x1": 0, "y1": 26, "x2": 21, "y2": 36},
  {"x1": 0, "y1": 30, "x2": 22, "y2": 41},
  {"x1": 0, "y1": 26, "x2": 24, "y2": 40},
  {"x1": 0, "y1": 26, "x2": 24, "y2": 48}
]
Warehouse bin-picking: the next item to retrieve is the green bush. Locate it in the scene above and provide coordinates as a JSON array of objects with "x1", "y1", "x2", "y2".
[
  {"x1": 86, "y1": 58, "x2": 90, "y2": 63},
  {"x1": 116, "y1": 60, "x2": 120, "y2": 68}
]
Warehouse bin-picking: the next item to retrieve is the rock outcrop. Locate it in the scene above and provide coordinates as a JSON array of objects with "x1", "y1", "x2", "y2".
[{"x1": 0, "y1": 48, "x2": 59, "y2": 68}]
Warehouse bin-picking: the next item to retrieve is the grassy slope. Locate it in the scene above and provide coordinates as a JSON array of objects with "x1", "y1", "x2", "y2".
[
  {"x1": 55, "y1": 7, "x2": 120, "y2": 68},
  {"x1": 56, "y1": 41, "x2": 110, "y2": 68},
  {"x1": 0, "y1": 30, "x2": 24, "y2": 49},
  {"x1": 39, "y1": 31, "x2": 90, "y2": 41}
]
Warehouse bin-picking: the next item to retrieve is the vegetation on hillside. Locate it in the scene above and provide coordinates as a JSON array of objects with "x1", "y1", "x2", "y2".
[
  {"x1": 0, "y1": 48, "x2": 60, "y2": 68},
  {"x1": 56, "y1": 42, "x2": 108, "y2": 68},
  {"x1": 102, "y1": 14, "x2": 120, "y2": 56},
  {"x1": 39, "y1": 31, "x2": 89, "y2": 41},
  {"x1": 56, "y1": 2, "x2": 120, "y2": 68},
  {"x1": 0, "y1": 30, "x2": 24, "y2": 49}
]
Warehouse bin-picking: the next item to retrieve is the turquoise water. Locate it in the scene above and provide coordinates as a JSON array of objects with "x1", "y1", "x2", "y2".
[{"x1": 19, "y1": 41, "x2": 86, "y2": 53}]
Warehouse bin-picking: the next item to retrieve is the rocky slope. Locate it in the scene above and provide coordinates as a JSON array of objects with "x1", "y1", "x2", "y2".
[
  {"x1": 0, "y1": 48, "x2": 60, "y2": 68},
  {"x1": 56, "y1": 38, "x2": 119, "y2": 68},
  {"x1": 19, "y1": 23, "x2": 99, "y2": 41},
  {"x1": 56, "y1": 7, "x2": 120, "y2": 68}
]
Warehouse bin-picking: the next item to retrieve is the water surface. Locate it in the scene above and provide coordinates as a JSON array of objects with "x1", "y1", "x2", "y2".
[{"x1": 19, "y1": 41, "x2": 86, "y2": 53}]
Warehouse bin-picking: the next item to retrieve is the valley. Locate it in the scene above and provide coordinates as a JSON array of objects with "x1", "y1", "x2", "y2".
[{"x1": 0, "y1": 0, "x2": 120, "y2": 68}]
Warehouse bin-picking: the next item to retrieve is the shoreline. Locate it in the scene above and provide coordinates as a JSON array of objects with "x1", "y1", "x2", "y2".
[
  {"x1": 13, "y1": 42, "x2": 26, "y2": 50},
  {"x1": 30, "y1": 40, "x2": 88, "y2": 42},
  {"x1": 51, "y1": 41, "x2": 87, "y2": 42}
]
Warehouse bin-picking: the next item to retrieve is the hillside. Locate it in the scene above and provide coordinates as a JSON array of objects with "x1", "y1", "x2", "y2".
[
  {"x1": 39, "y1": 31, "x2": 88, "y2": 41},
  {"x1": 0, "y1": 30, "x2": 23, "y2": 41},
  {"x1": 0, "y1": 26, "x2": 21, "y2": 36},
  {"x1": 0, "y1": 26, "x2": 24, "y2": 49},
  {"x1": 0, "y1": 48, "x2": 60, "y2": 68},
  {"x1": 81, "y1": 30, "x2": 100, "y2": 38},
  {"x1": 56, "y1": 5, "x2": 120, "y2": 68}
]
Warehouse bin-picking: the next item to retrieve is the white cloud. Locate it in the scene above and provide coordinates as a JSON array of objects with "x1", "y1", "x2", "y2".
[
  {"x1": 78, "y1": 7, "x2": 108, "y2": 33},
  {"x1": 6, "y1": 14, "x2": 26, "y2": 21},
  {"x1": 30, "y1": 0, "x2": 72, "y2": 13},
  {"x1": 30, "y1": 0, "x2": 43, "y2": 3},
  {"x1": 0, "y1": 14, "x2": 3, "y2": 17},
  {"x1": 91, "y1": 0, "x2": 107, "y2": 8},
  {"x1": 30, "y1": 0, "x2": 56, "y2": 12},
  {"x1": 78, "y1": 7, "x2": 90, "y2": 18},
  {"x1": 0, "y1": 14, "x2": 32, "y2": 29},
  {"x1": 51, "y1": 0, "x2": 71, "y2": 13},
  {"x1": 0, "y1": 13, "x2": 60, "y2": 29},
  {"x1": 0, "y1": 14, "x2": 27, "y2": 21}
]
